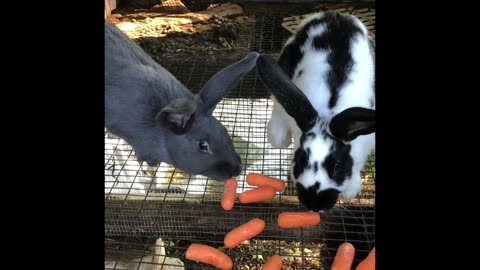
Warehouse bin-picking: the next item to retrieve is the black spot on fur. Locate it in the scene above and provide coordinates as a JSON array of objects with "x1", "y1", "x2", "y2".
[
  {"x1": 278, "y1": 11, "x2": 364, "y2": 109},
  {"x1": 306, "y1": 132, "x2": 316, "y2": 139},
  {"x1": 321, "y1": 142, "x2": 353, "y2": 185},
  {"x1": 296, "y1": 183, "x2": 340, "y2": 212},
  {"x1": 321, "y1": 130, "x2": 329, "y2": 140},
  {"x1": 293, "y1": 146, "x2": 311, "y2": 179},
  {"x1": 278, "y1": 40, "x2": 303, "y2": 79},
  {"x1": 300, "y1": 131, "x2": 315, "y2": 147},
  {"x1": 313, "y1": 161, "x2": 318, "y2": 173},
  {"x1": 299, "y1": 133, "x2": 307, "y2": 145},
  {"x1": 312, "y1": 12, "x2": 363, "y2": 109},
  {"x1": 297, "y1": 70, "x2": 303, "y2": 79},
  {"x1": 297, "y1": 134, "x2": 314, "y2": 173}
]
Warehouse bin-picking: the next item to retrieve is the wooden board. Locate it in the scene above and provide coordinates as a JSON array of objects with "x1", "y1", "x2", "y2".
[
  {"x1": 117, "y1": 3, "x2": 243, "y2": 27},
  {"x1": 105, "y1": 0, "x2": 117, "y2": 18},
  {"x1": 198, "y1": 3, "x2": 244, "y2": 17},
  {"x1": 149, "y1": 0, "x2": 191, "y2": 14}
]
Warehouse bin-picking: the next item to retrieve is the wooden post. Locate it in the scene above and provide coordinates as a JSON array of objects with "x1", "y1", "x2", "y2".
[{"x1": 105, "y1": 0, "x2": 117, "y2": 18}]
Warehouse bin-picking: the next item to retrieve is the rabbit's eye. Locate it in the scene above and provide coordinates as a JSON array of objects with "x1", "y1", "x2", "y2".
[
  {"x1": 197, "y1": 140, "x2": 210, "y2": 152},
  {"x1": 333, "y1": 161, "x2": 340, "y2": 176}
]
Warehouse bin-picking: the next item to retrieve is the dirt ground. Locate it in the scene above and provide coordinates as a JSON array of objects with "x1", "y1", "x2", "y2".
[
  {"x1": 106, "y1": 1, "x2": 374, "y2": 64},
  {"x1": 105, "y1": 2, "x2": 326, "y2": 63}
]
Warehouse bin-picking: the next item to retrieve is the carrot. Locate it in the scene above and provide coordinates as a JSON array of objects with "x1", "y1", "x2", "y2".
[
  {"x1": 185, "y1": 243, "x2": 233, "y2": 270},
  {"x1": 221, "y1": 178, "x2": 237, "y2": 211},
  {"x1": 239, "y1": 186, "x2": 277, "y2": 204},
  {"x1": 247, "y1": 173, "x2": 286, "y2": 192},
  {"x1": 277, "y1": 212, "x2": 321, "y2": 228},
  {"x1": 331, "y1": 242, "x2": 355, "y2": 270},
  {"x1": 355, "y1": 247, "x2": 375, "y2": 270},
  {"x1": 261, "y1": 254, "x2": 283, "y2": 270},
  {"x1": 224, "y1": 218, "x2": 266, "y2": 249}
]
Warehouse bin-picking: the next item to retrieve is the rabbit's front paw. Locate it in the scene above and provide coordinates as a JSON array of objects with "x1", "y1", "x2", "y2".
[
  {"x1": 341, "y1": 179, "x2": 362, "y2": 200},
  {"x1": 267, "y1": 114, "x2": 292, "y2": 148}
]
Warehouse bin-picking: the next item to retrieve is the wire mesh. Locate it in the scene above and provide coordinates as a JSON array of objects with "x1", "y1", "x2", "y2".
[{"x1": 105, "y1": 2, "x2": 375, "y2": 270}]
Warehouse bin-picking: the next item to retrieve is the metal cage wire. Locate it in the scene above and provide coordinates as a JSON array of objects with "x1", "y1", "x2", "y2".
[{"x1": 105, "y1": 2, "x2": 375, "y2": 269}]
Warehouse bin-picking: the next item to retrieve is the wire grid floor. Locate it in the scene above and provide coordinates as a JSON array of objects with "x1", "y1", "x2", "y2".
[{"x1": 105, "y1": 4, "x2": 375, "y2": 270}]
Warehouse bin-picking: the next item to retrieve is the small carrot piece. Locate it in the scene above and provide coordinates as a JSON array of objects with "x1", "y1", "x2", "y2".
[
  {"x1": 277, "y1": 212, "x2": 321, "y2": 228},
  {"x1": 355, "y1": 247, "x2": 375, "y2": 270},
  {"x1": 331, "y1": 242, "x2": 356, "y2": 270},
  {"x1": 261, "y1": 254, "x2": 283, "y2": 270},
  {"x1": 221, "y1": 178, "x2": 237, "y2": 211},
  {"x1": 239, "y1": 186, "x2": 277, "y2": 204},
  {"x1": 224, "y1": 218, "x2": 265, "y2": 249},
  {"x1": 185, "y1": 243, "x2": 233, "y2": 270},
  {"x1": 247, "y1": 172, "x2": 286, "y2": 192}
]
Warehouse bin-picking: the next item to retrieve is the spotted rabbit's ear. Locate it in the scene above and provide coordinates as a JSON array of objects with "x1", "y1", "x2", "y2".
[
  {"x1": 156, "y1": 98, "x2": 196, "y2": 135},
  {"x1": 256, "y1": 54, "x2": 318, "y2": 132},
  {"x1": 196, "y1": 52, "x2": 259, "y2": 115},
  {"x1": 329, "y1": 107, "x2": 375, "y2": 142}
]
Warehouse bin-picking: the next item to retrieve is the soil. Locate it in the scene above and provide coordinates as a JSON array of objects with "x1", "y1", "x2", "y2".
[
  {"x1": 105, "y1": 2, "x2": 324, "y2": 63},
  {"x1": 106, "y1": 1, "x2": 374, "y2": 64},
  {"x1": 107, "y1": 4, "x2": 254, "y2": 63}
]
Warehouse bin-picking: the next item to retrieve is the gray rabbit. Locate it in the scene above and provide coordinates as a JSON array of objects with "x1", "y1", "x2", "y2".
[{"x1": 105, "y1": 20, "x2": 259, "y2": 181}]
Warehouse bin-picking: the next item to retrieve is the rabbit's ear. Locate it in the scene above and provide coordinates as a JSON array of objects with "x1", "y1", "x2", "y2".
[
  {"x1": 256, "y1": 53, "x2": 318, "y2": 132},
  {"x1": 196, "y1": 52, "x2": 259, "y2": 115},
  {"x1": 155, "y1": 98, "x2": 196, "y2": 135},
  {"x1": 329, "y1": 107, "x2": 375, "y2": 142}
]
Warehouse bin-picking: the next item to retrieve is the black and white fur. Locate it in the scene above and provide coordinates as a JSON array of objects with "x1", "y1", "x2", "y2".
[
  {"x1": 105, "y1": 20, "x2": 259, "y2": 181},
  {"x1": 256, "y1": 11, "x2": 375, "y2": 212}
]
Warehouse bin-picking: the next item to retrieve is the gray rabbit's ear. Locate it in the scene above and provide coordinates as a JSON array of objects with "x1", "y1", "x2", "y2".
[
  {"x1": 155, "y1": 98, "x2": 196, "y2": 135},
  {"x1": 196, "y1": 52, "x2": 259, "y2": 115}
]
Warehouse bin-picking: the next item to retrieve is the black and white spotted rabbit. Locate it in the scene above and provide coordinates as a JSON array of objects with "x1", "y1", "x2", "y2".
[{"x1": 256, "y1": 11, "x2": 375, "y2": 212}]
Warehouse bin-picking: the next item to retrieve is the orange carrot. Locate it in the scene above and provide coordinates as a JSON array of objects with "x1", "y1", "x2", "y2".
[
  {"x1": 331, "y1": 242, "x2": 355, "y2": 270},
  {"x1": 277, "y1": 212, "x2": 321, "y2": 228},
  {"x1": 239, "y1": 186, "x2": 277, "y2": 204},
  {"x1": 247, "y1": 173, "x2": 286, "y2": 192},
  {"x1": 185, "y1": 243, "x2": 233, "y2": 270},
  {"x1": 355, "y1": 247, "x2": 375, "y2": 270},
  {"x1": 224, "y1": 218, "x2": 266, "y2": 249},
  {"x1": 261, "y1": 254, "x2": 283, "y2": 270},
  {"x1": 221, "y1": 178, "x2": 237, "y2": 211}
]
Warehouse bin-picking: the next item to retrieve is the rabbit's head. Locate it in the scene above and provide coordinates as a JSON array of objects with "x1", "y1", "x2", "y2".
[
  {"x1": 105, "y1": 20, "x2": 259, "y2": 181},
  {"x1": 257, "y1": 54, "x2": 375, "y2": 211},
  {"x1": 152, "y1": 52, "x2": 259, "y2": 181}
]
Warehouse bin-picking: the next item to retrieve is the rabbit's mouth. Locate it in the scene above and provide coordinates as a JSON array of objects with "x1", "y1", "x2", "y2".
[
  {"x1": 296, "y1": 183, "x2": 340, "y2": 212},
  {"x1": 202, "y1": 161, "x2": 242, "y2": 181}
]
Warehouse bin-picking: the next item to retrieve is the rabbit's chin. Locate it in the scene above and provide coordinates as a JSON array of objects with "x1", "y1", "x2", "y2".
[{"x1": 204, "y1": 172, "x2": 237, "y2": 182}]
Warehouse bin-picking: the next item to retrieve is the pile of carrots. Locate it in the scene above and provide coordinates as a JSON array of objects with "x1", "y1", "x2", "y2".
[{"x1": 184, "y1": 172, "x2": 375, "y2": 270}]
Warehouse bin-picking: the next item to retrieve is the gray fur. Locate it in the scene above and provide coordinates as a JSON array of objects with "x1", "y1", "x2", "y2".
[{"x1": 105, "y1": 20, "x2": 258, "y2": 181}]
